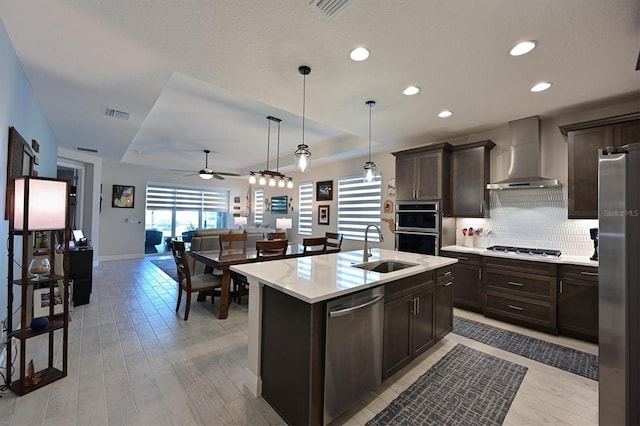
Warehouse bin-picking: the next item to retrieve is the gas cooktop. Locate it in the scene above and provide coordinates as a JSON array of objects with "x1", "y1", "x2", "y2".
[{"x1": 486, "y1": 245, "x2": 562, "y2": 258}]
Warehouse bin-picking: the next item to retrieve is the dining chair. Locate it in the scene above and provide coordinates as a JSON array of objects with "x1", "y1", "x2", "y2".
[
  {"x1": 325, "y1": 232, "x2": 343, "y2": 249},
  {"x1": 256, "y1": 239, "x2": 289, "y2": 260},
  {"x1": 303, "y1": 236, "x2": 328, "y2": 253},
  {"x1": 170, "y1": 239, "x2": 221, "y2": 320},
  {"x1": 265, "y1": 231, "x2": 286, "y2": 240},
  {"x1": 219, "y1": 233, "x2": 250, "y2": 303}
]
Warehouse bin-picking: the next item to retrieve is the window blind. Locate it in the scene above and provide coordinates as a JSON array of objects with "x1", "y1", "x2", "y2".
[
  {"x1": 146, "y1": 185, "x2": 229, "y2": 211},
  {"x1": 298, "y1": 182, "x2": 313, "y2": 235},
  {"x1": 254, "y1": 189, "x2": 264, "y2": 225},
  {"x1": 337, "y1": 175, "x2": 382, "y2": 241}
]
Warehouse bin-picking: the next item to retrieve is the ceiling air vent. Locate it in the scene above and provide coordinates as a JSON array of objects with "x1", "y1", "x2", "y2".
[
  {"x1": 105, "y1": 108, "x2": 130, "y2": 120},
  {"x1": 310, "y1": 0, "x2": 355, "y2": 17},
  {"x1": 76, "y1": 147, "x2": 99, "y2": 153}
]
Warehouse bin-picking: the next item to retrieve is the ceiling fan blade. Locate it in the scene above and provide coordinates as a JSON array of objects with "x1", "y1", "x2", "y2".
[
  {"x1": 211, "y1": 171, "x2": 241, "y2": 177},
  {"x1": 183, "y1": 173, "x2": 198, "y2": 177},
  {"x1": 170, "y1": 169, "x2": 198, "y2": 173},
  {"x1": 212, "y1": 174, "x2": 225, "y2": 180}
]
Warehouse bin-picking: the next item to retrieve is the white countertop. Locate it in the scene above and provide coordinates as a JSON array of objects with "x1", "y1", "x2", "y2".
[
  {"x1": 440, "y1": 245, "x2": 598, "y2": 267},
  {"x1": 231, "y1": 248, "x2": 457, "y2": 304}
]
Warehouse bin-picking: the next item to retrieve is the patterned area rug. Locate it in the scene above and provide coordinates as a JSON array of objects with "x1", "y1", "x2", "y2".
[
  {"x1": 453, "y1": 316, "x2": 598, "y2": 381},
  {"x1": 150, "y1": 258, "x2": 178, "y2": 282},
  {"x1": 367, "y1": 344, "x2": 527, "y2": 426}
]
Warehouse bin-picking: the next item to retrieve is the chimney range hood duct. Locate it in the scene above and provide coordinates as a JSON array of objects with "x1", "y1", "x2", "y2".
[{"x1": 487, "y1": 116, "x2": 561, "y2": 190}]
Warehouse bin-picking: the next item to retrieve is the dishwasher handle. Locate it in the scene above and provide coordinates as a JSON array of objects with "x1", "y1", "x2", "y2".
[{"x1": 328, "y1": 294, "x2": 385, "y2": 318}]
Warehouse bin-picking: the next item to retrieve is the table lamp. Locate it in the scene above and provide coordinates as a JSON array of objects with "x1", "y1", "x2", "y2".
[
  {"x1": 234, "y1": 216, "x2": 247, "y2": 228},
  {"x1": 276, "y1": 218, "x2": 292, "y2": 236}
]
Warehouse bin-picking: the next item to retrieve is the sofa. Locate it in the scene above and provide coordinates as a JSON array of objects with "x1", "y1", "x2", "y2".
[{"x1": 187, "y1": 227, "x2": 272, "y2": 275}]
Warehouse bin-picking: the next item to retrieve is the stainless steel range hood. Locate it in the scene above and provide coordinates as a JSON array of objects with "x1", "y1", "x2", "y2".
[{"x1": 487, "y1": 116, "x2": 561, "y2": 190}]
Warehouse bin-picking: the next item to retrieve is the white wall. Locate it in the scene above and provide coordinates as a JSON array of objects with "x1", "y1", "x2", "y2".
[
  {"x1": 99, "y1": 161, "x2": 250, "y2": 260},
  {"x1": 0, "y1": 20, "x2": 59, "y2": 325}
]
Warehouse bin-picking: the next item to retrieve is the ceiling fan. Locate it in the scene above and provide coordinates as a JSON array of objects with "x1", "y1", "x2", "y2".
[{"x1": 171, "y1": 149, "x2": 240, "y2": 180}]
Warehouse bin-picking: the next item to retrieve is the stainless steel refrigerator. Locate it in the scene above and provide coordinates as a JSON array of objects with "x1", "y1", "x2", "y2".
[{"x1": 598, "y1": 142, "x2": 639, "y2": 425}]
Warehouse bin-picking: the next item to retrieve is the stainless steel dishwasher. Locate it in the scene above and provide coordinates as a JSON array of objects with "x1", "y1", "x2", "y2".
[{"x1": 324, "y1": 286, "x2": 384, "y2": 425}]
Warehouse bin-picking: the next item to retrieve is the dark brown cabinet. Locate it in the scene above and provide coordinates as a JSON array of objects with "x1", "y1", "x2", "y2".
[
  {"x1": 483, "y1": 257, "x2": 558, "y2": 334},
  {"x1": 560, "y1": 112, "x2": 640, "y2": 219},
  {"x1": 69, "y1": 248, "x2": 93, "y2": 305},
  {"x1": 383, "y1": 271, "x2": 435, "y2": 380},
  {"x1": 435, "y1": 266, "x2": 453, "y2": 340},
  {"x1": 450, "y1": 140, "x2": 495, "y2": 217},
  {"x1": 393, "y1": 144, "x2": 452, "y2": 213},
  {"x1": 558, "y1": 264, "x2": 598, "y2": 343},
  {"x1": 441, "y1": 251, "x2": 483, "y2": 312}
]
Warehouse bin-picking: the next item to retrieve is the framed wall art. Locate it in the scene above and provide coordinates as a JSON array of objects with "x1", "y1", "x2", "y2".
[
  {"x1": 318, "y1": 205, "x2": 330, "y2": 225},
  {"x1": 316, "y1": 180, "x2": 333, "y2": 201},
  {"x1": 112, "y1": 185, "x2": 135, "y2": 208},
  {"x1": 5, "y1": 126, "x2": 35, "y2": 219},
  {"x1": 33, "y1": 287, "x2": 64, "y2": 317}
]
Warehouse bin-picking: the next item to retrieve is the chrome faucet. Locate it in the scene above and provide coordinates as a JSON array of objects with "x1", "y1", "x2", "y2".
[{"x1": 363, "y1": 224, "x2": 384, "y2": 262}]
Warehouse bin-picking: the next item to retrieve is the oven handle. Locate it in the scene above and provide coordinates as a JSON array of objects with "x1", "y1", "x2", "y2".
[{"x1": 395, "y1": 230, "x2": 440, "y2": 236}]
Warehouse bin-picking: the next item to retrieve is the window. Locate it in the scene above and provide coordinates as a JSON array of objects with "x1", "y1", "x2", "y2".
[
  {"x1": 298, "y1": 182, "x2": 313, "y2": 235},
  {"x1": 254, "y1": 189, "x2": 264, "y2": 225},
  {"x1": 145, "y1": 184, "x2": 230, "y2": 241},
  {"x1": 337, "y1": 175, "x2": 382, "y2": 241}
]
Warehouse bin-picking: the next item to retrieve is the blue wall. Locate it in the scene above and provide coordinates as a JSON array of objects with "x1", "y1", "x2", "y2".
[{"x1": 0, "y1": 19, "x2": 59, "y2": 324}]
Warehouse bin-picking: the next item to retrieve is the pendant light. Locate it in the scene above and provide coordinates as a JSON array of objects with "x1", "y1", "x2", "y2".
[
  {"x1": 363, "y1": 100, "x2": 377, "y2": 182},
  {"x1": 294, "y1": 65, "x2": 312, "y2": 172},
  {"x1": 249, "y1": 116, "x2": 294, "y2": 189}
]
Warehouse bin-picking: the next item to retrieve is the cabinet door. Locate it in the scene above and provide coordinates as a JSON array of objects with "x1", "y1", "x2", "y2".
[
  {"x1": 558, "y1": 278, "x2": 598, "y2": 342},
  {"x1": 412, "y1": 287, "x2": 435, "y2": 356},
  {"x1": 383, "y1": 295, "x2": 413, "y2": 379},
  {"x1": 435, "y1": 281, "x2": 453, "y2": 340},
  {"x1": 451, "y1": 147, "x2": 488, "y2": 217},
  {"x1": 416, "y1": 152, "x2": 443, "y2": 200},
  {"x1": 395, "y1": 156, "x2": 416, "y2": 200},
  {"x1": 615, "y1": 119, "x2": 640, "y2": 145},
  {"x1": 452, "y1": 263, "x2": 483, "y2": 312},
  {"x1": 568, "y1": 126, "x2": 613, "y2": 218}
]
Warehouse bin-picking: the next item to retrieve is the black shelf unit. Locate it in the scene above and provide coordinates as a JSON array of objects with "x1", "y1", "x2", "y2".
[{"x1": 5, "y1": 177, "x2": 71, "y2": 396}]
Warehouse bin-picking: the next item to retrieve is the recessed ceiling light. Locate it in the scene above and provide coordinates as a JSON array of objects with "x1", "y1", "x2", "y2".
[
  {"x1": 438, "y1": 110, "x2": 453, "y2": 118},
  {"x1": 350, "y1": 47, "x2": 370, "y2": 61},
  {"x1": 402, "y1": 86, "x2": 420, "y2": 96},
  {"x1": 530, "y1": 82, "x2": 552, "y2": 92},
  {"x1": 510, "y1": 40, "x2": 537, "y2": 56}
]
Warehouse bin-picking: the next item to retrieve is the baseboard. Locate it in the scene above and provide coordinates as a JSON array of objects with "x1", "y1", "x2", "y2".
[{"x1": 99, "y1": 253, "x2": 145, "y2": 262}]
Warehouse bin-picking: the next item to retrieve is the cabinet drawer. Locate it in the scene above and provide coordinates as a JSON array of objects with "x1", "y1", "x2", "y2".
[
  {"x1": 559, "y1": 264, "x2": 598, "y2": 282},
  {"x1": 385, "y1": 271, "x2": 434, "y2": 301},
  {"x1": 436, "y1": 266, "x2": 453, "y2": 283},
  {"x1": 485, "y1": 291, "x2": 556, "y2": 330},
  {"x1": 485, "y1": 269, "x2": 557, "y2": 301},
  {"x1": 440, "y1": 251, "x2": 481, "y2": 266},
  {"x1": 483, "y1": 257, "x2": 557, "y2": 276}
]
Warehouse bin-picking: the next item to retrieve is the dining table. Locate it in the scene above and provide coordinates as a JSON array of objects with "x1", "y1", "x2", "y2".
[{"x1": 190, "y1": 242, "x2": 340, "y2": 319}]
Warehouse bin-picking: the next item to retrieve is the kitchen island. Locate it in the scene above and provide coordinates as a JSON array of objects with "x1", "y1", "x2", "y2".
[{"x1": 232, "y1": 248, "x2": 457, "y2": 425}]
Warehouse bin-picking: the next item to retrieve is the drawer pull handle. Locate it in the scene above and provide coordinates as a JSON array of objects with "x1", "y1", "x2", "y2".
[
  {"x1": 457, "y1": 256, "x2": 469, "y2": 261},
  {"x1": 508, "y1": 304, "x2": 524, "y2": 311},
  {"x1": 580, "y1": 271, "x2": 598, "y2": 277},
  {"x1": 508, "y1": 281, "x2": 524, "y2": 287},
  {"x1": 443, "y1": 271, "x2": 452, "y2": 276},
  {"x1": 443, "y1": 281, "x2": 453, "y2": 287}
]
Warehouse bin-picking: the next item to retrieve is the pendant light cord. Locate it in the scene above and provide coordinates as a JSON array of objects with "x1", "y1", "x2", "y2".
[
  {"x1": 266, "y1": 118, "x2": 271, "y2": 170},
  {"x1": 276, "y1": 120, "x2": 280, "y2": 172},
  {"x1": 368, "y1": 103, "x2": 372, "y2": 162},
  {"x1": 302, "y1": 73, "x2": 306, "y2": 147}
]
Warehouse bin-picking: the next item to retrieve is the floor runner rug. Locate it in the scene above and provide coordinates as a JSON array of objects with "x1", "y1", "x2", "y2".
[
  {"x1": 367, "y1": 344, "x2": 527, "y2": 426},
  {"x1": 453, "y1": 316, "x2": 598, "y2": 381},
  {"x1": 150, "y1": 258, "x2": 178, "y2": 282}
]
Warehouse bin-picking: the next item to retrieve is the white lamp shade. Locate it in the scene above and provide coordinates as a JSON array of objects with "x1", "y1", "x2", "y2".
[
  {"x1": 13, "y1": 177, "x2": 68, "y2": 231},
  {"x1": 234, "y1": 216, "x2": 247, "y2": 226},
  {"x1": 276, "y1": 218, "x2": 292, "y2": 230}
]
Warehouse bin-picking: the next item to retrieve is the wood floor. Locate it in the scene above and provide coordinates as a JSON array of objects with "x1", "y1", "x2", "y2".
[{"x1": 0, "y1": 256, "x2": 598, "y2": 425}]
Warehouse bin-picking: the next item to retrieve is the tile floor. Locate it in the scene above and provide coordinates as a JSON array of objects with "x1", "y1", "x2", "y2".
[{"x1": 0, "y1": 256, "x2": 598, "y2": 425}]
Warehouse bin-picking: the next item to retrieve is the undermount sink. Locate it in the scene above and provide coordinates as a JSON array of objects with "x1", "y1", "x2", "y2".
[{"x1": 352, "y1": 259, "x2": 419, "y2": 273}]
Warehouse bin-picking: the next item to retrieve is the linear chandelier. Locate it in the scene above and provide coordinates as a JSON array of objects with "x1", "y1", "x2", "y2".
[{"x1": 249, "y1": 116, "x2": 294, "y2": 189}]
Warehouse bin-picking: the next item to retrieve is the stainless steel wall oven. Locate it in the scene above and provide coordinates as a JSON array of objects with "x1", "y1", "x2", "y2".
[{"x1": 395, "y1": 201, "x2": 440, "y2": 255}]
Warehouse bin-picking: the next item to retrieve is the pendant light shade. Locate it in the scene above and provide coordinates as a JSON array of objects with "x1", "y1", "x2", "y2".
[
  {"x1": 249, "y1": 116, "x2": 294, "y2": 188},
  {"x1": 363, "y1": 100, "x2": 377, "y2": 182},
  {"x1": 294, "y1": 65, "x2": 312, "y2": 172}
]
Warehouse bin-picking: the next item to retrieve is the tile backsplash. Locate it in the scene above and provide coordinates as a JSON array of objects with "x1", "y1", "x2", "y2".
[{"x1": 456, "y1": 188, "x2": 598, "y2": 257}]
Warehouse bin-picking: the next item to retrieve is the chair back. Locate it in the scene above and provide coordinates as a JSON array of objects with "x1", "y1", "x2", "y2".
[
  {"x1": 325, "y1": 232, "x2": 343, "y2": 249},
  {"x1": 256, "y1": 239, "x2": 288, "y2": 260},
  {"x1": 170, "y1": 239, "x2": 191, "y2": 287},
  {"x1": 265, "y1": 232, "x2": 286, "y2": 240},
  {"x1": 219, "y1": 232, "x2": 247, "y2": 254},
  {"x1": 303, "y1": 237, "x2": 328, "y2": 253}
]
